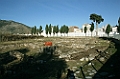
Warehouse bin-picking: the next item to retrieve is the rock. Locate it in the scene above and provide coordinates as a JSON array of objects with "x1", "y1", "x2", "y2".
[
  {"x1": 73, "y1": 51, "x2": 77, "y2": 54},
  {"x1": 87, "y1": 70, "x2": 91, "y2": 72},
  {"x1": 88, "y1": 63, "x2": 92, "y2": 66},
  {"x1": 24, "y1": 43, "x2": 27, "y2": 47},
  {"x1": 85, "y1": 46, "x2": 89, "y2": 51},
  {"x1": 75, "y1": 71, "x2": 80, "y2": 74},
  {"x1": 85, "y1": 76, "x2": 92, "y2": 79},
  {"x1": 89, "y1": 57, "x2": 94, "y2": 61},
  {"x1": 80, "y1": 57, "x2": 85, "y2": 61},
  {"x1": 92, "y1": 70, "x2": 96, "y2": 73},
  {"x1": 91, "y1": 46, "x2": 95, "y2": 48},
  {"x1": 89, "y1": 72, "x2": 94, "y2": 75},
  {"x1": 9, "y1": 51, "x2": 24, "y2": 60},
  {"x1": 57, "y1": 50, "x2": 62, "y2": 54},
  {"x1": 65, "y1": 59, "x2": 69, "y2": 61},
  {"x1": 100, "y1": 57, "x2": 105, "y2": 61},
  {"x1": 80, "y1": 45, "x2": 86, "y2": 48},
  {"x1": 39, "y1": 47, "x2": 44, "y2": 53},
  {"x1": 29, "y1": 43, "x2": 36, "y2": 49},
  {"x1": 85, "y1": 58, "x2": 89, "y2": 61},
  {"x1": 59, "y1": 54, "x2": 68, "y2": 58},
  {"x1": 74, "y1": 73, "x2": 76, "y2": 76},
  {"x1": 72, "y1": 66, "x2": 77, "y2": 69}
]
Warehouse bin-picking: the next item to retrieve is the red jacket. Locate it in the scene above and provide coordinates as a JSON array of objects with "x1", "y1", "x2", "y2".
[{"x1": 44, "y1": 42, "x2": 52, "y2": 46}]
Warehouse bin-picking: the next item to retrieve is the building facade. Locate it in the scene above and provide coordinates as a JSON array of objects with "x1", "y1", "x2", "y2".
[{"x1": 40, "y1": 24, "x2": 118, "y2": 37}]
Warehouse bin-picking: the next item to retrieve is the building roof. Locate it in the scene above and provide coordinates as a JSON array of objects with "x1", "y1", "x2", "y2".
[{"x1": 69, "y1": 26, "x2": 79, "y2": 29}]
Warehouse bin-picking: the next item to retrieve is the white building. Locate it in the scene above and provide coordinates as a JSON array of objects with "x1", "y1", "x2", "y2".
[
  {"x1": 40, "y1": 24, "x2": 118, "y2": 37},
  {"x1": 82, "y1": 23, "x2": 91, "y2": 33},
  {"x1": 69, "y1": 26, "x2": 81, "y2": 32}
]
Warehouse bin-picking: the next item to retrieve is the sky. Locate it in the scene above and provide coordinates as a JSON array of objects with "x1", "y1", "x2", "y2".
[{"x1": 0, "y1": 0, "x2": 120, "y2": 29}]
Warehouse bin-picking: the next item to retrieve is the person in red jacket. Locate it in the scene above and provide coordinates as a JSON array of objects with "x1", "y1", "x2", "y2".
[{"x1": 44, "y1": 42, "x2": 52, "y2": 46}]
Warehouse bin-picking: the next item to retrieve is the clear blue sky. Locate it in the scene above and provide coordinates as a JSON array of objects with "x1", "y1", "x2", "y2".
[{"x1": 0, "y1": 0, "x2": 120, "y2": 29}]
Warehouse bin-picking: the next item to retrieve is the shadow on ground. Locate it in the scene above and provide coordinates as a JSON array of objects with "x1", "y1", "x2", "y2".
[
  {"x1": 0, "y1": 46, "x2": 68, "y2": 79},
  {"x1": 0, "y1": 48, "x2": 29, "y2": 64},
  {"x1": 92, "y1": 37, "x2": 120, "y2": 79}
]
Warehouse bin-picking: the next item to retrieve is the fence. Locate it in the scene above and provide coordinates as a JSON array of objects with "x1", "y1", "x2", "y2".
[{"x1": 78, "y1": 49, "x2": 112, "y2": 79}]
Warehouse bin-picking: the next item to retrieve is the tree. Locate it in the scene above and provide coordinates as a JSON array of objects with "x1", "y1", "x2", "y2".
[
  {"x1": 65, "y1": 26, "x2": 69, "y2": 36},
  {"x1": 34, "y1": 26, "x2": 37, "y2": 34},
  {"x1": 36, "y1": 29, "x2": 39, "y2": 35},
  {"x1": 90, "y1": 13, "x2": 104, "y2": 36},
  {"x1": 62, "y1": 25, "x2": 68, "y2": 36},
  {"x1": 117, "y1": 17, "x2": 120, "y2": 34},
  {"x1": 53, "y1": 26, "x2": 56, "y2": 36},
  {"x1": 62, "y1": 25, "x2": 65, "y2": 33},
  {"x1": 105, "y1": 24, "x2": 111, "y2": 36},
  {"x1": 31, "y1": 27, "x2": 34, "y2": 35},
  {"x1": 45, "y1": 24, "x2": 49, "y2": 36},
  {"x1": 39, "y1": 25, "x2": 43, "y2": 35},
  {"x1": 31, "y1": 26, "x2": 37, "y2": 34},
  {"x1": 84, "y1": 26, "x2": 87, "y2": 36},
  {"x1": 49, "y1": 24, "x2": 52, "y2": 36},
  {"x1": 118, "y1": 17, "x2": 120, "y2": 25},
  {"x1": 56, "y1": 25, "x2": 59, "y2": 36},
  {"x1": 60, "y1": 25, "x2": 65, "y2": 36},
  {"x1": 90, "y1": 22, "x2": 94, "y2": 37},
  {"x1": 60, "y1": 25, "x2": 69, "y2": 36},
  {"x1": 60, "y1": 26, "x2": 63, "y2": 36}
]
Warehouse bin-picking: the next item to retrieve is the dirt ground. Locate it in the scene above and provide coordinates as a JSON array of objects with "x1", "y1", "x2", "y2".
[{"x1": 0, "y1": 37, "x2": 115, "y2": 79}]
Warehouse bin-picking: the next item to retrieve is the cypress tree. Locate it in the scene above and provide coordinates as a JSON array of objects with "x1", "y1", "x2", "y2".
[
  {"x1": 39, "y1": 25, "x2": 43, "y2": 35},
  {"x1": 49, "y1": 24, "x2": 52, "y2": 36},
  {"x1": 45, "y1": 24, "x2": 49, "y2": 36},
  {"x1": 90, "y1": 22, "x2": 94, "y2": 37},
  {"x1": 84, "y1": 26, "x2": 87, "y2": 36},
  {"x1": 105, "y1": 24, "x2": 111, "y2": 36}
]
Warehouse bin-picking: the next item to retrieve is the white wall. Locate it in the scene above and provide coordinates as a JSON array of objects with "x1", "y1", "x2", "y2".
[{"x1": 41, "y1": 31, "x2": 106, "y2": 37}]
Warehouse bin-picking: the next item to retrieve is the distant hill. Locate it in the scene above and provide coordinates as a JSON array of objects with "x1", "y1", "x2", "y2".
[{"x1": 0, "y1": 20, "x2": 31, "y2": 34}]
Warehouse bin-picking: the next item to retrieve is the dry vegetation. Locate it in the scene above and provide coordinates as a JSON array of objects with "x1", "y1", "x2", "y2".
[{"x1": 0, "y1": 37, "x2": 118, "y2": 79}]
